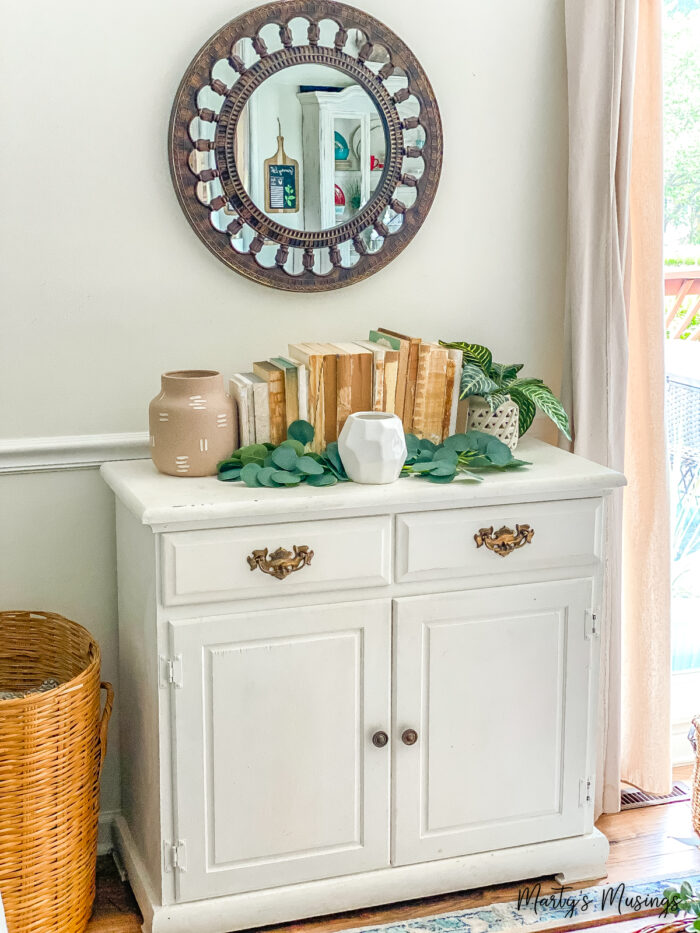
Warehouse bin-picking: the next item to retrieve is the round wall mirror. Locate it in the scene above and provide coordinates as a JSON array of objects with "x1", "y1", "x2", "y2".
[{"x1": 169, "y1": 1, "x2": 442, "y2": 291}]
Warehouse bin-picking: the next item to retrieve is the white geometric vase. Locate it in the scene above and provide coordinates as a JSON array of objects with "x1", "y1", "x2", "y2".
[
  {"x1": 466, "y1": 395, "x2": 520, "y2": 451},
  {"x1": 337, "y1": 412, "x2": 407, "y2": 484}
]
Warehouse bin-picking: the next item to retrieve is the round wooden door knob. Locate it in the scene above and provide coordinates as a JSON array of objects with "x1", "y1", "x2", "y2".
[
  {"x1": 372, "y1": 731, "x2": 389, "y2": 748},
  {"x1": 402, "y1": 729, "x2": 418, "y2": 746}
]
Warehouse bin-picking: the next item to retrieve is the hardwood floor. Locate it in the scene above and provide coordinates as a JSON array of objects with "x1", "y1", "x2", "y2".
[{"x1": 88, "y1": 766, "x2": 700, "y2": 933}]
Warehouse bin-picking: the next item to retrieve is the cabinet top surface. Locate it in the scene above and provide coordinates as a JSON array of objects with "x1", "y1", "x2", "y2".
[{"x1": 100, "y1": 440, "x2": 625, "y2": 529}]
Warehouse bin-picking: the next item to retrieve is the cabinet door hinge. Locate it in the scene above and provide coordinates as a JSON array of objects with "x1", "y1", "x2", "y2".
[
  {"x1": 584, "y1": 610, "x2": 599, "y2": 639},
  {"x1": 579, "y1": 777, "x2": 593, "y2": 805},
  {"x1": 160, "y1": 654, "x2": 183, "y2": 688},
  {"x1": 164, "y1": 839, "x2": 187, "y2": 872}
]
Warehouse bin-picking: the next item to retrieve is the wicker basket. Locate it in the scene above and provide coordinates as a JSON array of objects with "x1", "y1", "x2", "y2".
[
  {"x1": 0, "y1": 611, "x2": 113, "y2": 933},
  {"x1": 692, "y1": 716, "x2": 700, "y2": 839}
]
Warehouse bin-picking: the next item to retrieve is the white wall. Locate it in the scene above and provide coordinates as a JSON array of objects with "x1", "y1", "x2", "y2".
[{"x1": 0, "y1": 0, "x2": 568, "y2": 815}]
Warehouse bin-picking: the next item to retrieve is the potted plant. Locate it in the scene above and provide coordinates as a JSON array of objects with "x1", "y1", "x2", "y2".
[{"x1": 439, "y1": 341, "x2": 571, "y2": 449}]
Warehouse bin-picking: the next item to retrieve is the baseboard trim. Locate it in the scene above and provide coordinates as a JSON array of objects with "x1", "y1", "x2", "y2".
[
  {"x1": 0, "y1": 433, "x2": 149, "y2": 475},
  {"x1": 98, "y1": 809, "x2": 119, "y2": 856}
]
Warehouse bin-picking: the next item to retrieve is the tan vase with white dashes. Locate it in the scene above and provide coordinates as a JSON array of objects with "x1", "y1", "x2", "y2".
[{"x1": 149, "y1": 370, "x2": 236, "y2": 477}]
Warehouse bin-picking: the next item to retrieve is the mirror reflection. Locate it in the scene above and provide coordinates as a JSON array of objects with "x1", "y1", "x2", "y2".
[{"x1": 237, "y1": 64, "x2": 388, "y2": 234}]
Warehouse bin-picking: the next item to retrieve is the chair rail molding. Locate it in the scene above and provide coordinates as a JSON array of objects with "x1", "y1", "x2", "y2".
[{"x1": 0, "y1": 432, "x2": 150, "y2": 475}]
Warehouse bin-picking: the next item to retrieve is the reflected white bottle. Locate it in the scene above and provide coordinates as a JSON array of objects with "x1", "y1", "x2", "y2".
[{"x1": 337, "y1": 412, "x2": 407, "y2": 484}]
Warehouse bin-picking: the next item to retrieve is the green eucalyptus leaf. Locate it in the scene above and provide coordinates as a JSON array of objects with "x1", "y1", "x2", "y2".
[
  {"x1": 240, "y1": 463, "x2": 262, "y2": 487},
  {"x1": 433, "y1": 448, "x2": 459, "y2": 465},
  {"x1": 484, "y1": 436, "x2": 513, "y2": 466},
  {"x1": 263, "y1": 442, "x2": 276, "y2": 451},
  {"x1": 460, "y1": 362, "x2": 499, "y2": 399},
  {"x1": 455, "y1": 468, "x2": 483, "y2": 482},
  {"x1": 306, "y1": 471, "x2": 338, "y2": 487},
  {"x1": 256, "y1": 466, "x2": 281, "y2": 487},
  {"x1": 411, "y1": 460, "x2": 440, "y2": 473},
  {"x1": 270, "y1": 470, "x2": 302, "y2": 485},
  {"x1": 405, "y1": 433, "x2": 420, "y2": 454},
  {"x1": 296, "y1": 455, "x2": 325, "y2": 475},
  {"x1": 428, "y1": 460, "x2": 458, "y2": 477},
  {"x1": 417, "y1": 438, "x2": 437, "y2": 453},
  {"x1": 279, "y1": 439, "x2": 306, "y2": 456},
  {"x1": 462, "y1": 430, "x2": 492, "y2": 452},
  {"x1": 217, "y1": 457, "x2": 242, "y2": 470},
  {"x1": 442, "y1": 433, "x2": 472, "y2": 452},
  {"x1": 415, "y1": 450, "x2": 435, "y2": 463},
  {"x1": 271, "y1": 446, "x2": 299, "y2": 470},
  {"x1": 458, "y1": 452, "x2": 493, "y2": 468},
  {"x1": 240, "y1": 444, "x2": 269, "y2": 464},
  {"x1": 324, "y1": 442, "x2": 347, "y2": 477},
  {"x1": 217, "y1": 467, "x2": 242, "y2": 482},
  {"x1": 426, "y1": 471, "x2": 456, "y2": 483},
  {"x1": 288, "y1": 420, "x2": 315, "y2": 445}
]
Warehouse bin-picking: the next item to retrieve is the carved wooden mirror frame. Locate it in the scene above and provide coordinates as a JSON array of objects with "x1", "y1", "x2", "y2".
[{"x1": 169, "y1": 0, "x2": 443, "y2": 292}]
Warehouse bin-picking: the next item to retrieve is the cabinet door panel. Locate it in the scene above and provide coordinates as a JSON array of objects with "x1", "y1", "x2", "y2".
[
  {"x1": 393, "y1": 579, "x2": 592, "y2": 865},
  {"x1": 170, "y1": 600, "x2": 391, "y2": 901}
]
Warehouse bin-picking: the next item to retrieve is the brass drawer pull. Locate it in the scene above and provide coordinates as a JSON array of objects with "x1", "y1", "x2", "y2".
[
  {"x1": 247, "y1": 545, "x2": 314, "y2": 580},
  {"x1": 474, "y1": 524, "x2": 534, "y2": 557},
  {"x1": 372, "y1": 731, "x2": 389, "y2": 748},
  {"x1": 402, "y1": 728, "x2": 418, "y2": 746}
]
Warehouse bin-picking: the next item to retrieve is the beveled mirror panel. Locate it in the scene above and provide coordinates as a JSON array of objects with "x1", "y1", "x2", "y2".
[{"x1": 169, "y1": 1, "x2": 442, "y2": 291}]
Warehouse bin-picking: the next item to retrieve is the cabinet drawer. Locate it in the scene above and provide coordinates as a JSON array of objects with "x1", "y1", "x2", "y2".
[
  {"x1": 396, "y1": 499, "x2": 601, "y2": 583},
  {"x1": 162, "y1": 516, "x2": 392, "y2": 605}
]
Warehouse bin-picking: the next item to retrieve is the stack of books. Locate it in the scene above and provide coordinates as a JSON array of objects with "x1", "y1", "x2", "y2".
[{"x1": 229, "y1": 328, "x2": 464, "y2": 452}]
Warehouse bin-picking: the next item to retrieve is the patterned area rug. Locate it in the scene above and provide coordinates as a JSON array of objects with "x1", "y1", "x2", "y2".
[{"x1": 342, "y1": 874, "x2": 700, "y2": 933}]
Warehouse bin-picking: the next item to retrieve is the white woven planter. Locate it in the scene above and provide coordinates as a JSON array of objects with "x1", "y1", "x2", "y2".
[{"x1": 467, "y1": 396, "x2": 520, "y2": 451}]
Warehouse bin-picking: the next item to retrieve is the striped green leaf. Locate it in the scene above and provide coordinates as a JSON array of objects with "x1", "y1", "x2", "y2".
[
  {"x1": 459, "y1": 362, "x2": 498, "y2": 399},
  {"x1": 489, "y1": 362, "x2": 524, "y2": 385},
  {"x1": 440, "y1": 341, "x2": 493, "y2": 376},
  {"x1": 512, "y1": 381, "x2": 571, "y2": 439},
  {"x1": 483, "y1": 391, "x2": 510, "y2": 412},
  {"x1": 509, "y1": 388, "x2": 536, "y2": 436}
]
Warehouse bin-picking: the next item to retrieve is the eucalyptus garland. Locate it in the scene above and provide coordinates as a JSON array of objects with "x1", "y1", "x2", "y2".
[{"x1": 217, "y1": 421, "x2": 529, "y2": 489}]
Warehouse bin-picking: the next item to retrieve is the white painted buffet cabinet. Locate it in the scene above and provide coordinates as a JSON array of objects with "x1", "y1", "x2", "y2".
[{"x1": 101, "y1": 439, "x2": 625, "y2": 933}]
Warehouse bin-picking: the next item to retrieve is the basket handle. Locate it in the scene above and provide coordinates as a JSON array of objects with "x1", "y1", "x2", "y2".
[{"x1": 99, "y1": 681, "x2": 114, "y2": 773}]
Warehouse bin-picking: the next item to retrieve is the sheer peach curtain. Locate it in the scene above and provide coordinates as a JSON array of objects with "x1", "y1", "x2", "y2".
[
  {"x1": 621, "y1": 0, "x2": 672, "y2": 796},
  {"x1": 563, "y1": 0, "x2": 671, "y2": 815}
]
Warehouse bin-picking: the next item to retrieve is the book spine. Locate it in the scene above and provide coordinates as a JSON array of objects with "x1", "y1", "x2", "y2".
[
  {"x1": 384, "y1": 356, "x2": 398, "y2": 414},
  {"x1": 307, "y1": 357, "x2": 324, "y2": 453},
  {"x1": 297, "y1": 365, "x2": 309, "y2": 423},
  {"x1": 252, "y1": 383, "x2": 270, "y2": 444},
  {"x1": 229, "y1": 379, "x2": 251, "y2": 447},
  {"x1": 403, "y1": 338, "x2": 421, "y2": 430},
  {"x1": 442, "y1": 355, "x2": 458, "y2": 441},
  {"x1": 323, "y1": 353, "x2": 337, "y2": 446},
  {"x1": 358, "y1": 352, "x2": 372, "y2": 413},
  {"x1": 372, "y1": 353, "x2": 385, "y2": 411},
  {"x1": 424, "y1": 348, "x2": 448, "y2": 444},
  {"x1": 268, "y1": 371, "x2": 286, "y2": 446},
  {"x1": 411, "y1": 343, "x2": 432, "y2": 439},
  {"x1": 447, "y1": 349, "x2": 462, "y2": 436},
  {"x1": 336, "y1": 353, "x2": 353, "y2": 434},
  {"x1": 285, "y1": 369, "x2": 299, "y2": 427},
  {"x1": 394, "y1": 346, "x2": 408, "y2": 425}
]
